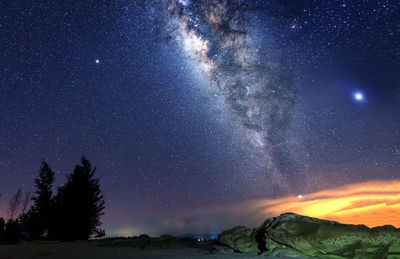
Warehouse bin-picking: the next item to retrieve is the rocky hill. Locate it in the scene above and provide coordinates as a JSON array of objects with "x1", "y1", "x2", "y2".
[{"x1": 217, "y1": 213, "x2": 400, "y2": 258}]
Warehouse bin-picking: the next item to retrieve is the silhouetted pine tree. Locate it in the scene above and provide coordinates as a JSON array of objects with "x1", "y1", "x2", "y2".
[
  {"x1": 4, "y1": 219, "x2": 21, "y2": 243},
  {"x1": 18, "y1": 191, "x2": 31, "y2": 241},
  {"x1": 48, "y1": 185, "x2": 65, "y2": 240},
  {"x1": 0, "y1": 217, "x2": 5, "y2": 243},
  {"x1": 55, "y1": 157, "x2": 105, "y2": 240},
  {"x1": 26, "y1": 160, "x2": 54, "y2": 240}
]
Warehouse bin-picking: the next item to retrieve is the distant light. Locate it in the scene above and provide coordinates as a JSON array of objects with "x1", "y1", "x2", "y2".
[
  {"x1": 95, "y1": 59, "x2": 100, "y2": 64},
  {"x1": 354, "y1": 92, "x2": 364, "y2": 101},
  {"x1": 297, "y1": 195, "x2": 303, "y2": 199}
]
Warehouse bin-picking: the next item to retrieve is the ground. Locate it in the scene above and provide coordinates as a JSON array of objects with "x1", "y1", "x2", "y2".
[{"x1": 0, "y1": 241, "x2": 309, "y2": 259}]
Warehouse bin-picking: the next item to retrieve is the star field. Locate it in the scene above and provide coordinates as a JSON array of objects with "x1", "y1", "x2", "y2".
[{"x1": 0, "y1": 0, "x2": 399, "y2": 235}]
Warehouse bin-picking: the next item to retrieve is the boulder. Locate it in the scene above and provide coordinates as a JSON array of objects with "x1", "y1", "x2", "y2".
[
  {"x1": 208, "y1": 244, "x2": 235, "y2": 254},
  {"x1": 256, "y1": 213, "x2": 400, "y2": 258},
  {"x1": 218, "y1": 226, "x2": 259, "y2": 254}
]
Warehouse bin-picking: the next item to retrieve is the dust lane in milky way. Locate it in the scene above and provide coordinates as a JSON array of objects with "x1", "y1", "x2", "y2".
[{"x1": 160, "y1": 0, "x2": 301, "y2": 194}]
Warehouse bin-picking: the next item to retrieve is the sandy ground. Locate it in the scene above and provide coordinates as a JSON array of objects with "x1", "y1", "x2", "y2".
[{"x1": 0, "y1": 241, "x2": 311, "y2": 259}]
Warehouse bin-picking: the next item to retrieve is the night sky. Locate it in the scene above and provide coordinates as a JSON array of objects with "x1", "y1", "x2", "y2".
[{"x1": 1, "y1": 0, "x2": 399, "y2": 236}]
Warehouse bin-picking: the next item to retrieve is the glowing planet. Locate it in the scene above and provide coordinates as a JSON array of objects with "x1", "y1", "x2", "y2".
[{"x1": 354, "y1": 92, "x2": 364, "y2": 101}]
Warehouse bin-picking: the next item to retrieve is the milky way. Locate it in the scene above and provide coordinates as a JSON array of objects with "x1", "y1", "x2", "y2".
[
  {"x1": 2, "y1": 0, "x2": 399, "y2": 236},
  {"x1": 160, "y1": 0, "x2": 299, "y2": 192}
]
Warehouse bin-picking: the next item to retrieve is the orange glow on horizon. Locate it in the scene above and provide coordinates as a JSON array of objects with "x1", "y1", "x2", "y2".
[{"x1": 256, "y1": 180, "x2": 400, "y2": 228}]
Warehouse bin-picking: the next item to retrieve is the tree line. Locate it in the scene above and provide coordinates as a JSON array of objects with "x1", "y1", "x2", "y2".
[{"x1": 0, "y1": 157, "x2": 105, "y2": 244}]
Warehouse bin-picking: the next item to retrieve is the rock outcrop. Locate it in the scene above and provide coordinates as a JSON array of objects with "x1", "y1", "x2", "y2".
[
  {"x1": 218, "y1": 213, "x2": 400, "y2": 258},
  {"x1": 218, "y1": 226, "x2": 258, "y2": 254}
]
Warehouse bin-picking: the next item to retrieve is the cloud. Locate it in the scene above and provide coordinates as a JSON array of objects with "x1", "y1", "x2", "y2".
[{"x1": 160, "y1": 180, "x2": 400, "y2": 234}]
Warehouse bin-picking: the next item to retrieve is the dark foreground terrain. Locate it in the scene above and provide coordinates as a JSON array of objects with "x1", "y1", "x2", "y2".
[
  {"x1": 0, "y1": 240, "x2": 309, "y2": 259},
  {"x1": 1, "y1": 213, "x2": 399, "y2": 259}
]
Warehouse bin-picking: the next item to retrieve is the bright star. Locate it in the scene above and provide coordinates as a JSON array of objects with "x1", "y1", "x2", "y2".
[
  {"x1": 354, "y1": 92, "x2": 364, "y2": 101},
  {"x1": 95, "y1": 59, "x2": 100, "y2": 64}
]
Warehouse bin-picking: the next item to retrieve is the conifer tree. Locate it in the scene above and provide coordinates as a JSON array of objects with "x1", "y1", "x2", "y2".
[
  {"x1": 56, "y1": 157, "x2": 105, "y2": 240},
  {"x1": 28, "y1": 160, "x2": 54, "y2": 239}
]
